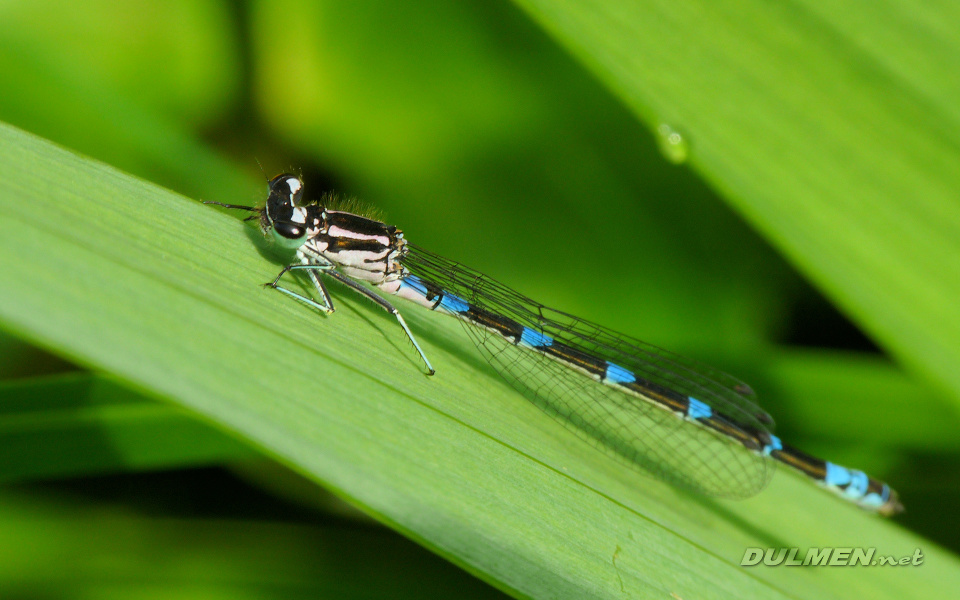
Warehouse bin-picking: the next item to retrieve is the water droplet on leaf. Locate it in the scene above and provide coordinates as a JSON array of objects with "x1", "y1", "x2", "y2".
[{"x1": 656, "y1": 123, "x2": 689, "y2": 164}]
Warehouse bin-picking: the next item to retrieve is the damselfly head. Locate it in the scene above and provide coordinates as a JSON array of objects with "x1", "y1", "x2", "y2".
[
  {"x1": 263, "y1": 174, "x2": 311, "y2": 248},
  {"x1": 205, "y1": 173, "x2": 319, "y2": 250}
]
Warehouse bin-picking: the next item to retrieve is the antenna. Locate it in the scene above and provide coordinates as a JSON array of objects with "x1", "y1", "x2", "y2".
[{"x1": 253, "y1": 157, "x2": 269, "y2": 183}]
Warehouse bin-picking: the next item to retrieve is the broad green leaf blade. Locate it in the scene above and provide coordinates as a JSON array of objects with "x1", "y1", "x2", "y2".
[
  {"x1": 511, "y1": 0, "x2": 960, "y2": 407},
  {"x1": 0, "y1": 123, "x2": 957, "y2": 598},
  {"x1": 0, "y1": 491, "x2": 505, "y2": 600},
  {"x1": 0, "y1": 373, "x2": 257, "y2": 482}
]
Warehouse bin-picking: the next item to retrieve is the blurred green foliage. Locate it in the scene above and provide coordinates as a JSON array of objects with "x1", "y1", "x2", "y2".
[{"x1": 0, "y1": 0, "x2": 958, "y2": 598}]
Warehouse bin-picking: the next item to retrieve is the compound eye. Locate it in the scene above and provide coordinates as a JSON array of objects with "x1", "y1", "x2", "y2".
[
  {"x1": 283, "y1": 177, "x2": 303, "y2": 204},
  {"x1": 270, "y1": 174, "x2": 304, "y2": 205},
  {"x1": 273, "y1": 220, "x2": 305, "y2": 239}
]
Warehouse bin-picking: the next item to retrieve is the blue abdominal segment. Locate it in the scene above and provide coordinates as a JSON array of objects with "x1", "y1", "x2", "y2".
[
  {"x1": 686, "y1": 397, "x2": 713, "y2": 420},
  {"x1": 439, "y1": 292, "x2": 470, "y2": 314},
  {"x1": 520, "y1": 327, "x2": 554, "y2": 348},
  {"x1": 400, "y1": 275, "x2": 429, "y2": 296},
  {"x1": 763, "y1": 434, "x2": 783, "y2": 456},
  {"x1": 604, "y1": 362, "x2": 636, "y2": 384}
]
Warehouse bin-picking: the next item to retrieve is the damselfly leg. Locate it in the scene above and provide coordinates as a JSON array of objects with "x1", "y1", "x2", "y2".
[
  {"x1": 267, "y1": 263, "x2": 435, "y2": 376},
  {"x1": 266, "y1": 263, "x2": 337, "y2": 314},
  {"x1": 324, "y1": 270, "x2": 435, "y2": 376}
]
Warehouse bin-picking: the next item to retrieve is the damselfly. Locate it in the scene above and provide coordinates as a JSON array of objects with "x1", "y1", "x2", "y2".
[{"x1": 206, "y1": 174, "x2": 903, "y2": 516}]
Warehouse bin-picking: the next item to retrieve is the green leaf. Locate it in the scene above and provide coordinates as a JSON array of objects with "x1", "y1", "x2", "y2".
[
  {"x1": 0, "y1": 122, "x2": 956, "y2": 597},
  {"x1": 0, "y1": 372, "x2": 257, "y2": 482},
  {"x1": 511, "y1": 0, "x2": 960, "y2": 409},
  {"x1": 0, "y1": 490, "x2": 504, "y2": 600}
]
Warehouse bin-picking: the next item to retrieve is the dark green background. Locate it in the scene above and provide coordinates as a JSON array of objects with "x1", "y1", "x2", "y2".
[{"x1": 0, "y1": 1, "x2": 956, "y2": 597}]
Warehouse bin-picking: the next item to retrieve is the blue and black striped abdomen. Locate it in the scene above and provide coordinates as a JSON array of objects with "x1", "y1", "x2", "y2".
[{"x1": 394, "y1": 247, "x2": 901, "y2": 514}]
